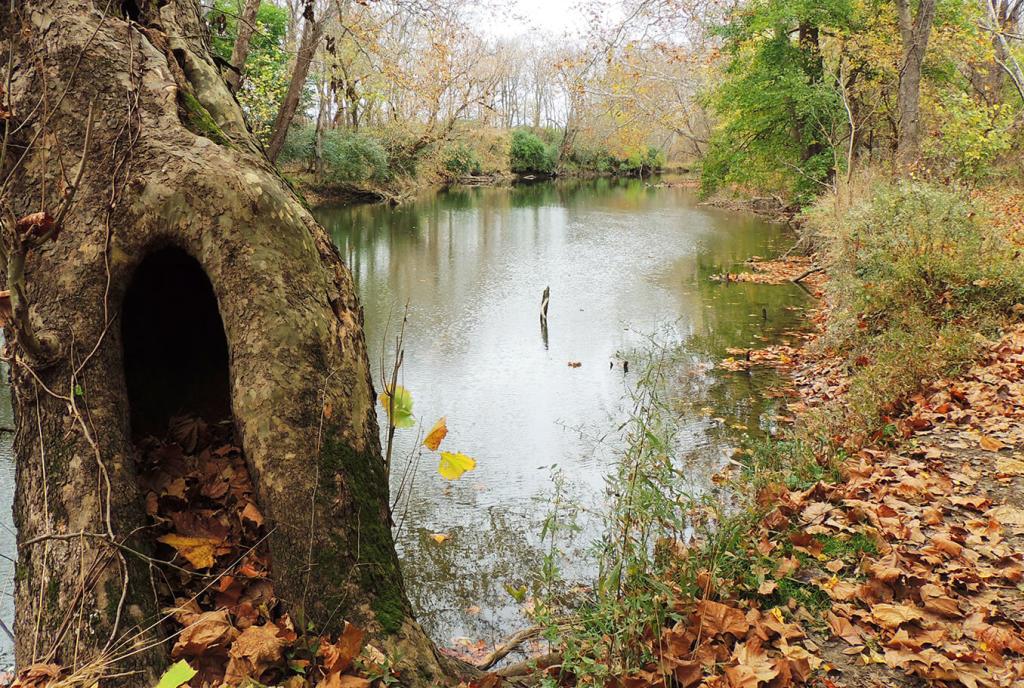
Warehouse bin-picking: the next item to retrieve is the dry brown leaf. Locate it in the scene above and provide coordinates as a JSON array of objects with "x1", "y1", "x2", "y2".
[
  {"x1": 241, "y1": 501, "x2": 264, "y2": 527},
  {"x1": 995, "y1": 456, "x2": 1024, "y2": 475},
  {"x1": 870, "y1": 603, "x2": 924, "y2": 629},
  {"x1": 171, "y1": 609, "x2": 238, "y2": 658},
  {"x1": 224, "y1": 622, "x2": 288, "y2": 684},
  {"x1": 826, "y1": 611, "x2": 862, "y2": 645},
  {"x1": 987, "y1": 504, "x2": 1024, "y2": 527},
  {"x1": 320, "y1": 622, "x2": 365, "y2": 675},
  {"x1": 11, "y1": 663, "x2": 62, "y2": 688},
  {"x1": 15, "y1": 211, "x2": 55, "y2": 239},
  {"x1": 672, "y1": 660, "x2": 702, "y2": 688},
  {"x1": 919, "y1": 583, "x2": 961, "y2": 618},
  {"x1": 800, "y1": 501, "x2": 832, "y2": 524},
  {"x1": 0, "y1": 291, "x2": 11, "y2": 328},
  {"x1": 695, "y1": 600, "x2": 750, "y2": 637},
  {"x1": 320, "y1": 675, "x2": 372, "y2": 688},
  {"x1": 731, "y1": 638, "x2": 779, "y2": 685}
]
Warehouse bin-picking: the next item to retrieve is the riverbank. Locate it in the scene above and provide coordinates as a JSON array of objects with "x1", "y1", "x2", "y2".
[
  {"x1": 284, "y1": 165, "x2": 685, "y2": 209},
  {"x1": 519, "y1": 178, "x2": 1024, "y2": 688}
]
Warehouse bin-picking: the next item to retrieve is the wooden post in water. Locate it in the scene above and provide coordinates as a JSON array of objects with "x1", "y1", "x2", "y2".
[{"x1": 540, "y1": 286, "x2": 550, "y2": 349}]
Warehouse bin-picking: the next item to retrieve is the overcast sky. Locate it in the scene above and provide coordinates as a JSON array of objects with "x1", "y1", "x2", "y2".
[{"x1": 472, "y1": 0, "x2": 606, "y2": 39}]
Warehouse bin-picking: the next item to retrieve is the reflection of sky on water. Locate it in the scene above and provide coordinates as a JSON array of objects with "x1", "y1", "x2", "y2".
[
  {"x1": 316, "y1": 177, "x2": 810, "y2": 648},
  {"x1": 0, "y1": 179, "x2": 811, "y2": 663}
]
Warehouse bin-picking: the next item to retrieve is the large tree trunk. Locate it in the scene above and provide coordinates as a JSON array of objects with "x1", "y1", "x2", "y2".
[
  {"x1": 266, "y1": 1, "x2": 323, "y2": 162},
  {"x1": 895, "y1": 0, "x2": 937, "y2": 168},
  {"x1": 0, "y1": 1, "x2": 450, "y2": 684},
  {"x1": 225, "y1": 0, "x2": 262, "y2": 94}
]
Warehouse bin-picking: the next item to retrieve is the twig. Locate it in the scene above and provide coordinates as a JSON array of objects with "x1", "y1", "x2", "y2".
[
  {"x1": 477, "y1": 624, "x2": 546, "y2": 671},
  {"x1": 792, "y1": 266, "x2": 824, "y2": 283},
  {"x1": 496, "y1": 652, "x2": 562, "y2": 679}
]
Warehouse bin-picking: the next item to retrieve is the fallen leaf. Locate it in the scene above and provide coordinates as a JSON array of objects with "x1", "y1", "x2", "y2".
[
  {"x1": 12, "y1": 664, "x2": 62, "y2": 688},
  {"x1": 155, "y1": 660, "x2": 197, "y2": 688},
  {"x1": 15, "y1": 211, "x2": 56, "y2": 240},
  {"x1": 871, "y1": 603, "x2": 924, "y2": 629},
  {"x1": 224, "y1": 622, "x2": 287, "y2": 684},
  {"x1": 171, "y1": 610, "x2": 238, "y2": 658},
  {"x1": 429, "y1": 533, "x2": 449, "y2": 543},
  {"x1": 696, "y1": 600, "x2": 749, "y2": 637},
  {"x1": 826, "y1": 611, "x2": 862, "y2": 645},
  {"x1": 158, "y1": 533, "x2": 223, "y2": 569},
  {"x1": 0, "y1": 291, "x2": 11, "y2": 328},
  {"x1": 320, "y1": 622, "x2": 365, "y2": 675},
  {"x1": 321, "y1": 676, "x2": 372, "y2": 688},
  {"x1": 996, "y1": 456, "x2": 1024, "y2": 475},
  {"x1": 241, "y1": 502, "x2": 264, "y2": 527},
  {"x1": 919, "y1": 584, "x2": 961, "y2": 618}
]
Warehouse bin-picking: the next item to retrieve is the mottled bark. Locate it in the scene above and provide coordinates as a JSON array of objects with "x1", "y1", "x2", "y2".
[
  {"x1": 266, "y1": 2, "x2": 322, "y2": 162},
  {"x1": 895, "y1": 0, "x2": 937, "y2": 168},
  {"x1": 1, "y1": 0, "x2": 448, "y2": 683},
  {"x1": 225, "y1": 0, "x2": 262, "y2": 94},
  {"x1": 982, "y1": 0, "x2": 1024, "y2": 106}
]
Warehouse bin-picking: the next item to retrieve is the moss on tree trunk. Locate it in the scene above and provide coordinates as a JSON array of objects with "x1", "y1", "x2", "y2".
[{"x1": 0, "y1": 1, "x2": 451, "y2": 684}]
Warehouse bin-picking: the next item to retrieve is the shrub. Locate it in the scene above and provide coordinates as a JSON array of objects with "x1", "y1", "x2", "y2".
[
  {"x1": 441, "y1": 143, "x2": 482, "y2": 177},
  {"x1": 278, "y1": 123, "x2": 315, "y2": 165},
  {"x1": 568, "y1": 145, "x2": 615, "y2": 174},
  {"x1": 619, "y1": 146, "x2": 666, "y2": 175},
  {"x1": 807, "y1": 180, "x2": 1024, "y2": 434},
  {"x1": 321, "y1": 131, "x2": 390, "y2": 183},
  {"x1": 925, "y1": 93, "x2": 1014, "y2": 183},
  {"x1": 510, "y1": 130, "x2": 556, "y2": 174}
]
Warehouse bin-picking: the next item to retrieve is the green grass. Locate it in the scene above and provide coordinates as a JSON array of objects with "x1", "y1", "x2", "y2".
[{"x1": 819, "y1": 532, "x2": 878, "y2": 559}]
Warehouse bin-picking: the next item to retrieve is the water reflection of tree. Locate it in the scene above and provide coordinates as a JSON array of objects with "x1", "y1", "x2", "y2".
[
  {"x1": 398, "y1": 508, "x2": 550, "y2": 646},
  {"x1": 313, "y1": 180, "x2": 814, "y2": 650}
]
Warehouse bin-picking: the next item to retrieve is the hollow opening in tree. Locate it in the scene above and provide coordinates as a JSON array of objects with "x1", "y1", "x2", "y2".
[{"x1": 122, "y1": 246, "x2": 232, "y2": 438}]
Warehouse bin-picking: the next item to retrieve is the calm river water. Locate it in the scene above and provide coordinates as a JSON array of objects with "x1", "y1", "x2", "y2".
[
  {"x1": 313, "y1": 177, "x2": 810, "y2": 651},
  {"x1": 0, "y1": 177, "x2": 808, "y2": 664}
]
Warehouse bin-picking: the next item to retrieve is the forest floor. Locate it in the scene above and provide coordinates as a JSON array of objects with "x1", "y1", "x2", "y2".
[
  {"x1": 628, "y1": 236, "x2": 1024, "y2": 688},
  {"x1": 746, "y1": 311, "x2": 1024, "y2": 688}
]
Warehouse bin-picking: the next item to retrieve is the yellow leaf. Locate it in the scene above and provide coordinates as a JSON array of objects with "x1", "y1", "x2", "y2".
[
  {"x1": 438, "y1": 451, "x2": 476, "y2": 480},
  {"x1": 158, "y1": 534, "x2": 221, "y2": 569},
  {"x1": 423, "y1": 417, "x2": 448, "y2": 451},
  {"x1": 979, "y1": 435, "x2": 1005, "y2": 452},
  {"x1": 429, "y1": 533, "x2": 449, "y2": 543}
]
